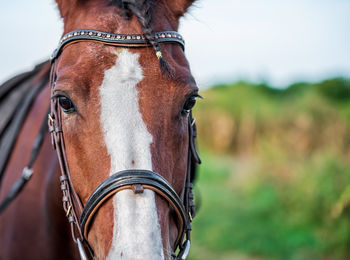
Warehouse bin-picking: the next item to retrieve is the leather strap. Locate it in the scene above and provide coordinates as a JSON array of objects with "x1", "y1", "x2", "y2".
[
  {"x1": 51, "y1": 29, "x2": 185, "y2": 61},
  {"x1": 0, "y1": 108, "x2": 49, "y2": 214},
  {"x1": 80, "y1": 170, "x2": 188, "y2": 248},
  {"x1": 0, "y1": 63, "x2": 50, "y2": 183},
  {"x1": 49, "y1": 62, "x2": 85, "y2": 244}
]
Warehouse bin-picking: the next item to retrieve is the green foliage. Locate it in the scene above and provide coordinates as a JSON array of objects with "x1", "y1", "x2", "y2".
[
  {"x1": 189, "y1": 78, "x2": 350, "y2": 260},
  {"x1": 316, "y1": 78, "x2": 350, "y2": 102}
]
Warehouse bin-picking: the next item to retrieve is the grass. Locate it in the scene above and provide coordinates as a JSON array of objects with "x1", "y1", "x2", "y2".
[{"x1": 188, "y1": 78, "x2": 350, "y2": 260}]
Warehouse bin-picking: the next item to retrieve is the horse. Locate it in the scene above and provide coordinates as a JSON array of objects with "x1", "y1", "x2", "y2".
[{"x1": 0, "y1": 0, "x2": 201, "y2": 259}]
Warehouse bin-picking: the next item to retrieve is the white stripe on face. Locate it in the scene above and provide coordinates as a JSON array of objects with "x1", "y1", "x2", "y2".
[{"x1": 99, "y1": 50, "x2": 164, "y2": 260}]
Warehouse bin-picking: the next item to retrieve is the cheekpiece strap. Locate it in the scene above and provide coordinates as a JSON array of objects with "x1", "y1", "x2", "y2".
[{"x1": 50, "y1": 29, "x2": 185, "y2": 62}]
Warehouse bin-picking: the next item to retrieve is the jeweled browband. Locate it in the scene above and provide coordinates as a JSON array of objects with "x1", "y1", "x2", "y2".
[{"x1": 50, "y1": 29, "x2": 185, "y2": 62}]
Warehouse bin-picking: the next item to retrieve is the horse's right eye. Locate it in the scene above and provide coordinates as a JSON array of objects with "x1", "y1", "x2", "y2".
[{"x1": 58, "y1": 96, "x2": 76, "y2": 114}]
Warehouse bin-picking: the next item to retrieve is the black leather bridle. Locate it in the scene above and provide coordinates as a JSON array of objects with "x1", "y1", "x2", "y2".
[{"x1": 48, "y1": 29, "x2": 201, "y2": 260}]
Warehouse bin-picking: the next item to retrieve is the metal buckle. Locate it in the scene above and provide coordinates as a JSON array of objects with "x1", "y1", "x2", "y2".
[
  {"x1": 77, "y1": 238, "x2": 88, "y2": 260},
  {"x1": 180, "y1": 240, "x2": 191, "y2": 260},
  {"x1": 48, "y1": 114, "x2": 54, "y2": 124},
  {"x1": 21, "y1": 167, "x2": 33, "y2": 180},
  {"x1": 191, "y1": 118, "x2": 196, "y2": 127}
]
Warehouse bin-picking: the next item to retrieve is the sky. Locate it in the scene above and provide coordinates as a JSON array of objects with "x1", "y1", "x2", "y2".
[{"x1": 0, "y1": 0, "x2": 349, "y2": 88}]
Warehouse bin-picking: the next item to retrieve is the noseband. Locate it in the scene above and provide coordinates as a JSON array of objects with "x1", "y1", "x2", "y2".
[{"x1": 48, "y1": 29, "x2": 201, "y2": 260}]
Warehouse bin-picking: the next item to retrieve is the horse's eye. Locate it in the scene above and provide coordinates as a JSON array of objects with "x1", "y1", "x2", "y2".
[
  {"x1": 182, "y1": 96, "x2": 198, "y2": 115},
  {"x1": 58, "y1": 96, "x2": 76, "y2": 114}
]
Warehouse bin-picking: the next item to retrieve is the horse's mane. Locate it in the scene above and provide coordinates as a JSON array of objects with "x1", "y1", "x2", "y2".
[{"x1": 110, "y1": 0, "x2": 173, "y2": 77}]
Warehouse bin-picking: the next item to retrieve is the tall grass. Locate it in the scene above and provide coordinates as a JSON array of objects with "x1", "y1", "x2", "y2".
[{"x1": 189, "y1": 78, "x2": 350, "y2": 260}]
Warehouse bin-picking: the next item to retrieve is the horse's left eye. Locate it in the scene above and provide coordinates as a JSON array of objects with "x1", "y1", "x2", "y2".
[
  {"x1": 182, "y1": 95, "x2": 199, "y2": 115},
  {"x1": 184, "y1": 97, "x2": 197, "y2": 111},
  {"x1": 58, "y1": 96, "x2": 76, "y2": 114}
]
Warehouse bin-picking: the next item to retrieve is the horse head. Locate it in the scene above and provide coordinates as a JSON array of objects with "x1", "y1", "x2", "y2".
[{"x1": 50, "y1": 1, "x2": 200, "y2": 259}]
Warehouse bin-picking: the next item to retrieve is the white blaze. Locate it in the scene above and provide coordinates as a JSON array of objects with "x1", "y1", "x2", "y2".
[{"x1": 99, "y1": 50, "x2": 164, "y2": 260}]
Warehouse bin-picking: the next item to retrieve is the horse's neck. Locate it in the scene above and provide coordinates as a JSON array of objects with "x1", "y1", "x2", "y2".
[{"x1": 0, "y1": 72, "x2": 79, "y2": 259}]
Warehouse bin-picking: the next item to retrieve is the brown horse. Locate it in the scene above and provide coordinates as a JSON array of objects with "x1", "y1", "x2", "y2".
[{"x1": 0, "y1": 0, "x2": 200, "y2": 259}]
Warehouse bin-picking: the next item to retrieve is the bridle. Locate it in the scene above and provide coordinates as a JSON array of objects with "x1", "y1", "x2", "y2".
[
  {"x1": 49, "y1": 29, "x2": 200, "y2": 260},
  {"x1": 48, "y1": 29, "x2": 201, "y2": 260}
]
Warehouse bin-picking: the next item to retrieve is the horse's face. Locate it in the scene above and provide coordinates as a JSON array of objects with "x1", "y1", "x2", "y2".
[{"x1": 53, "y1": 1, "x2": 197, "y2": 259}]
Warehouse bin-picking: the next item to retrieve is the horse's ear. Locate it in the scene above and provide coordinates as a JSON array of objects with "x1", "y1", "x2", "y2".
[
  {"x1": 163, "y1": 0, "x2": 196, "y2": 18},
  {"x1": 55, "y1": 0, "x2": 81, "y2": 20}
]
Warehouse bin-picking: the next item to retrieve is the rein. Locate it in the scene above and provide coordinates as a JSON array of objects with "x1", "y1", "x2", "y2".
[{"x1": 48, "y1": 29, "x2": 201, "y2": 260}]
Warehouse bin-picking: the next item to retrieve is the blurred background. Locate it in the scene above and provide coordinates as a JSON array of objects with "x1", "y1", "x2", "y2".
[{"x1": 1, "y1": 1, "x2": 350, "y2": 259}]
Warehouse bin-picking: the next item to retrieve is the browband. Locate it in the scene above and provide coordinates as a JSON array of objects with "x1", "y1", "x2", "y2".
[{"x1": 51, "y1": 29, "x2": 185, "y2": 61}]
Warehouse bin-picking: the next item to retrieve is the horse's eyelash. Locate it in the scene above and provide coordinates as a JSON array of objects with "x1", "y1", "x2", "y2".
[{"x1": 50, "y1": 94, "x2": 68, "y2": 100}]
